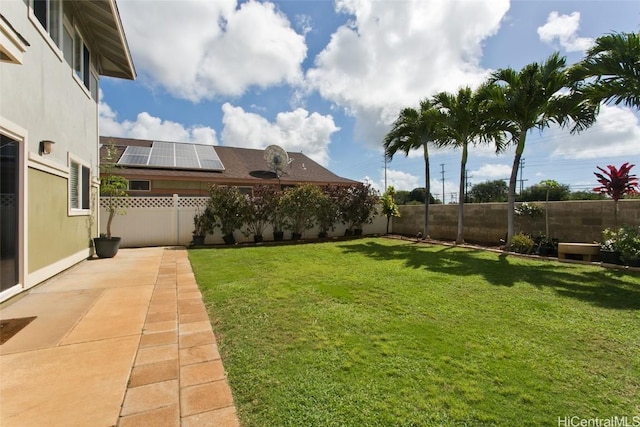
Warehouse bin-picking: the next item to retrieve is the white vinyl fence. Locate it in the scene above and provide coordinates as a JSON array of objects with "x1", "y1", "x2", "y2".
[{"x1": 100, "y1": 195, "x2": 387, "y2": 248}]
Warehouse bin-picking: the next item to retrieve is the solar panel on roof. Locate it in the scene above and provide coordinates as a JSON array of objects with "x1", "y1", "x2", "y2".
[
  {"x1": 118, "y1": 146, "x2": 151, "y2": 166},
  {"x1": 116, "y1": 142, "x2": 225, "y2": 171}
]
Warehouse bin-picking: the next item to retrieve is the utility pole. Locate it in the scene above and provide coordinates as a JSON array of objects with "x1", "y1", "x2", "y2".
[
  {"x1": 384, "y1": 154, "x2": 387, "y2": 192},
  {"x1": 518, "y1": 157, "x2": 528, "y2": 194},
  {"x1": 440, "y1": 164, "x2": 445, "y2": 204}
]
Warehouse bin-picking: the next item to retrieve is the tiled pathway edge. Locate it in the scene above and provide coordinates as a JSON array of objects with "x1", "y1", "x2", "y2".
[{"x1": 118, "y1": 248, "x2": 240, "y2": 427}]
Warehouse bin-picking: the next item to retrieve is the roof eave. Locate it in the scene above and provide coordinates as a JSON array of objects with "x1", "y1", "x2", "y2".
[{"x1": 79, "y1": 0, "x2": 136, "y2": 80}]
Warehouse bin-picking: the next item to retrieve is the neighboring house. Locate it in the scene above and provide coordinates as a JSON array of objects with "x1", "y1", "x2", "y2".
[
  {"x1": 0, "y1": 0, "x2": 135, "y2": 301},
  {"x1": 100, "y1": 136, "x2": 357, "y2": 196}
]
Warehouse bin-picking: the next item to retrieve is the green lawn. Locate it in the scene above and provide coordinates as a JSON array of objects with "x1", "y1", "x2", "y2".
[{"x1": 188, "y1": 238, "x2": 640, "y2": 427}]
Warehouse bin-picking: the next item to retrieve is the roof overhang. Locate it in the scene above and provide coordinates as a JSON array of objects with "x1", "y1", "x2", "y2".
[{"x1": 76, "y1": 0, "x2": 135, "y2": 80}]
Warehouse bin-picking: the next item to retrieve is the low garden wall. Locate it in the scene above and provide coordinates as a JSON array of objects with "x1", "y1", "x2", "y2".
[{"x1": 392, "y1": 199, "x2": 640, "y2": 245}]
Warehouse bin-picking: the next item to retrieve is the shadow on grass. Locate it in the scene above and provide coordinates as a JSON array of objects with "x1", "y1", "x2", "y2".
[{"x1": 338, "y1": 240, "x2": 640, "y2": 310}]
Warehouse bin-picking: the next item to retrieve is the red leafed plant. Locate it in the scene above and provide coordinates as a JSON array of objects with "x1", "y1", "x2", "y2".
[{"x1": 593, "y1": 162, "x2": 638, "y2": 228}]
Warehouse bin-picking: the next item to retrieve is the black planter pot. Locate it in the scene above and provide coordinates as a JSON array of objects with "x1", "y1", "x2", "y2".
[
  {"x1": 291, "y1": 232, "x2": 302, "y2": 240},
  {"x1": 222, "y1": 233, "x2": 236, "y2": 245},
  {"x1": 192, "y1": 234, "x2": 205, "y2": 246},
  {"x1": 538, "y1": 244, "x2": 557, "y2": 257},
  {"x1": 344, "y1": 229, "x2": 354, "y2": 236},
  {"x1": 353, "y1": 229, "x2": 363, "y2": 236},
  {"x1": 253, "y1": 234, "x2": 263, "y2": 243},
  {"x1": 93, "y1": 237, "x2": 121, "y2": 258},
  {"x1": 273, "y1": 231, "x2": 284, "y2": 241},
  {"x1": 318, "y1": 231, "x2": 328, "y2": 238},
  {"x1": 621, "y1": 256, "x2": 640, "y2": 267},
  {"x1": 600, "y1": 250, "x2": 621, "y2": 265}
]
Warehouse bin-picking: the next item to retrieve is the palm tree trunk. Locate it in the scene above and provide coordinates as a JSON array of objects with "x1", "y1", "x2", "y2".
[
  {"x1": 423, "y1": 144, "x2": 430, "y2": 238},
  {"x1": 456, "y1": 144, "x2": 468, "y2": 244},
  {"x1": 506, "y1": 131, "x2": 527, "y2": 248}
]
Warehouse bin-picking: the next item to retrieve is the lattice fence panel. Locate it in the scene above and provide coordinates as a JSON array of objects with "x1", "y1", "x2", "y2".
[
  {"x1": 99, "y1": 196, "x2": 209, "y2": 209},
  {"x1": 100, "y1": 197, "x2": 174, "y2": 209},
  {"x1": 178, "y1": 197, "x2": 209, "y2": 209}
]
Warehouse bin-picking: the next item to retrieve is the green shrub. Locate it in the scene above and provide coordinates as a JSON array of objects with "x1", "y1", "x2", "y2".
[
  {"x1": 616, "y1": 225, "x2": 640, "y2": 264},
  {"x1": 510, "y1": 232, "x2": 535, "y2": 254}
]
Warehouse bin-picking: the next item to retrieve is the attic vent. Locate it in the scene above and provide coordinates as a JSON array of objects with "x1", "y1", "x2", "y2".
[{"x1": 117, "y1": 141, "x2": 225, "y2": 171}]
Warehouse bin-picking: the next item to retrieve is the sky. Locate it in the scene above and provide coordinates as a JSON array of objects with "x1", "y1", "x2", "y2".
[{"x1": 100, "y1": 0, "x2": 640, "y2": 201}]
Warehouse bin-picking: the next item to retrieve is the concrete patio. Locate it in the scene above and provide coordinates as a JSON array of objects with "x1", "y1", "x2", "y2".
[{"x1": 0, "y1": 247, "x2": 239, "y2": 427}]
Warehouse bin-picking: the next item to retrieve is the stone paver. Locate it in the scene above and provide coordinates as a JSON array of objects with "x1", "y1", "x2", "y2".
[{"x1": 0, "y1": 247, "x2": 239, "y2": 427}]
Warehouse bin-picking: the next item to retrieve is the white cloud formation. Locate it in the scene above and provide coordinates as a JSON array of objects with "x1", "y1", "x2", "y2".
[
  {"x1": 381, "y1": 169, "x2": 421, "y2": 192},
  {"x1": 305, "y1": 0, "x2": 510, "y2": 147},
  {"x1": 99, "y1": 97, "x2": 218, "y2": 145},
  {"x1": 550, "y1": 105, "x2": 640, "y2": 159},
  {"x1": 119, "y1": 0, "x2": 306, "y2": 101},
  {"x1": 471, "y1": 164, "x2": 512, "y2": 181},
  {"x1": 537, "y1": 11, "x2": 594, "y2": 52},
  {"x1": 220, "y1": 103, "x2": 340, "y2": 166}
]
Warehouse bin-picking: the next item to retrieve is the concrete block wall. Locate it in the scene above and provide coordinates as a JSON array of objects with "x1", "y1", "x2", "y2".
[{"x1": 393, "y1": 199, "x2": 640, "y2": 244}]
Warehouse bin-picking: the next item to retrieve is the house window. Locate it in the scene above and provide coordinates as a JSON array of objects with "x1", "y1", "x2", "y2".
[
  {"x1": 128, "y1": 180, "x2": 150, "y2": 191},
  {"x1": 62, "y1": 24, "x2": 73, "y2": 65},
  {"x1": 69, "y1": 160, "x2": 90, "y2": 212},
  {"x1": 32, "y1": 0, "x2": 62, "y2": 47},
  {"x1": 73, "y1": 28, "x2": 91, "y2": 90}
]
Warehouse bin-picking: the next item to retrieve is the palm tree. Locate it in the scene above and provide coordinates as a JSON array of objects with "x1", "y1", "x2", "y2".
[
  {"x1": 432, "y1": 85, "x2": 506, "y2": 244},
  {"x1": 383, "y1": 99, "x2": 439, "y2": 238},
  {"x1": 489, "y1": 52, "x2": 597, "y2": 248},
  {"x1": 569, "y1": 32, "x2": 640, "y2": 110}
]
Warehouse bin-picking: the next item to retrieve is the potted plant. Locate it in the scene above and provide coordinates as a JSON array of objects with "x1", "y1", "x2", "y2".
[
  {"x1": 192, "y1": 204, "x2": 216, "y2": 245},
  {"x1": 243, "y1": 185, "x2": 277, "y2": 243},
  {"x1": 208, "y1": 185, "x2": 247, "y2": 245},
  {"x1": 94, "y1": 143, "x2": 128, "y2": 258},
  {"x1": 534, "y1": 234, "x2": 558, "y2": 257},
  {"x1": 280, "y1": 184, "x2": 323, "y2": 240},
  {"x1": 600, "y1": 228, "x2": 621, "y2": 265},
  {"x1": 316, "y1": 187, "x2": 340, "y2": 238},
  {"x1": 338, "y1": 183, "x2": 379, "y2": 235},
  {"x1": 616, "y1": 225, "x2": 640, "y2": 267}
]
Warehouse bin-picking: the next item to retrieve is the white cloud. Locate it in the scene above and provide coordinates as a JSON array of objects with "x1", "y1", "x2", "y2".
[
  {"x1": 99, "y1": 97, "x2": 218, "y2": 145},
  {"x1": 295, "y1": 14, "x2": 313, "y2": 35},
  {"x1": 220, "y1": 103, "x2": 339, "y2": 166},
  {"x1": 550, "y1": 105, "x2": 640, "y2": 159},
  {"x1": 470, "y1": 164, "x2": 512, "y2": 181},
  {"x1": 305, "y1": 0, "x2": 510, "y2": 147},
  {"x1": 537, "y1": 11, "x2": 594, "y2": 52},
  {"x1": 382, "y1": 169, "x2": 421, "y2": 192},
  {"x1": 119, "y1": 0, "x2": 306, "y2": 101}
]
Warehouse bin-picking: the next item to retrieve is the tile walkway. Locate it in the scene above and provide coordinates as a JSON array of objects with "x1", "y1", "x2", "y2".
[{"x1": 0, "y1": 247, "x2": 239, "y2": 427}]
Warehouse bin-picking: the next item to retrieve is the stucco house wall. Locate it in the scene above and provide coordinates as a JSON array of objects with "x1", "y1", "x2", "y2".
[{"x1": 0, "y1": 0, "x2": 134, "y2": 301}]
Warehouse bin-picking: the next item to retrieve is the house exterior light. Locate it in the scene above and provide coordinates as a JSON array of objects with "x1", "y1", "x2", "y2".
[{"x1": 39, "y1": 140, "x2": 55, "y2": 155}]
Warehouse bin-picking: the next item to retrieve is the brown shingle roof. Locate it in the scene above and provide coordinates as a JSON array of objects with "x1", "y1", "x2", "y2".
[{"x1": 99, "y1": 136, "x2": 357, "y2": 186}]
